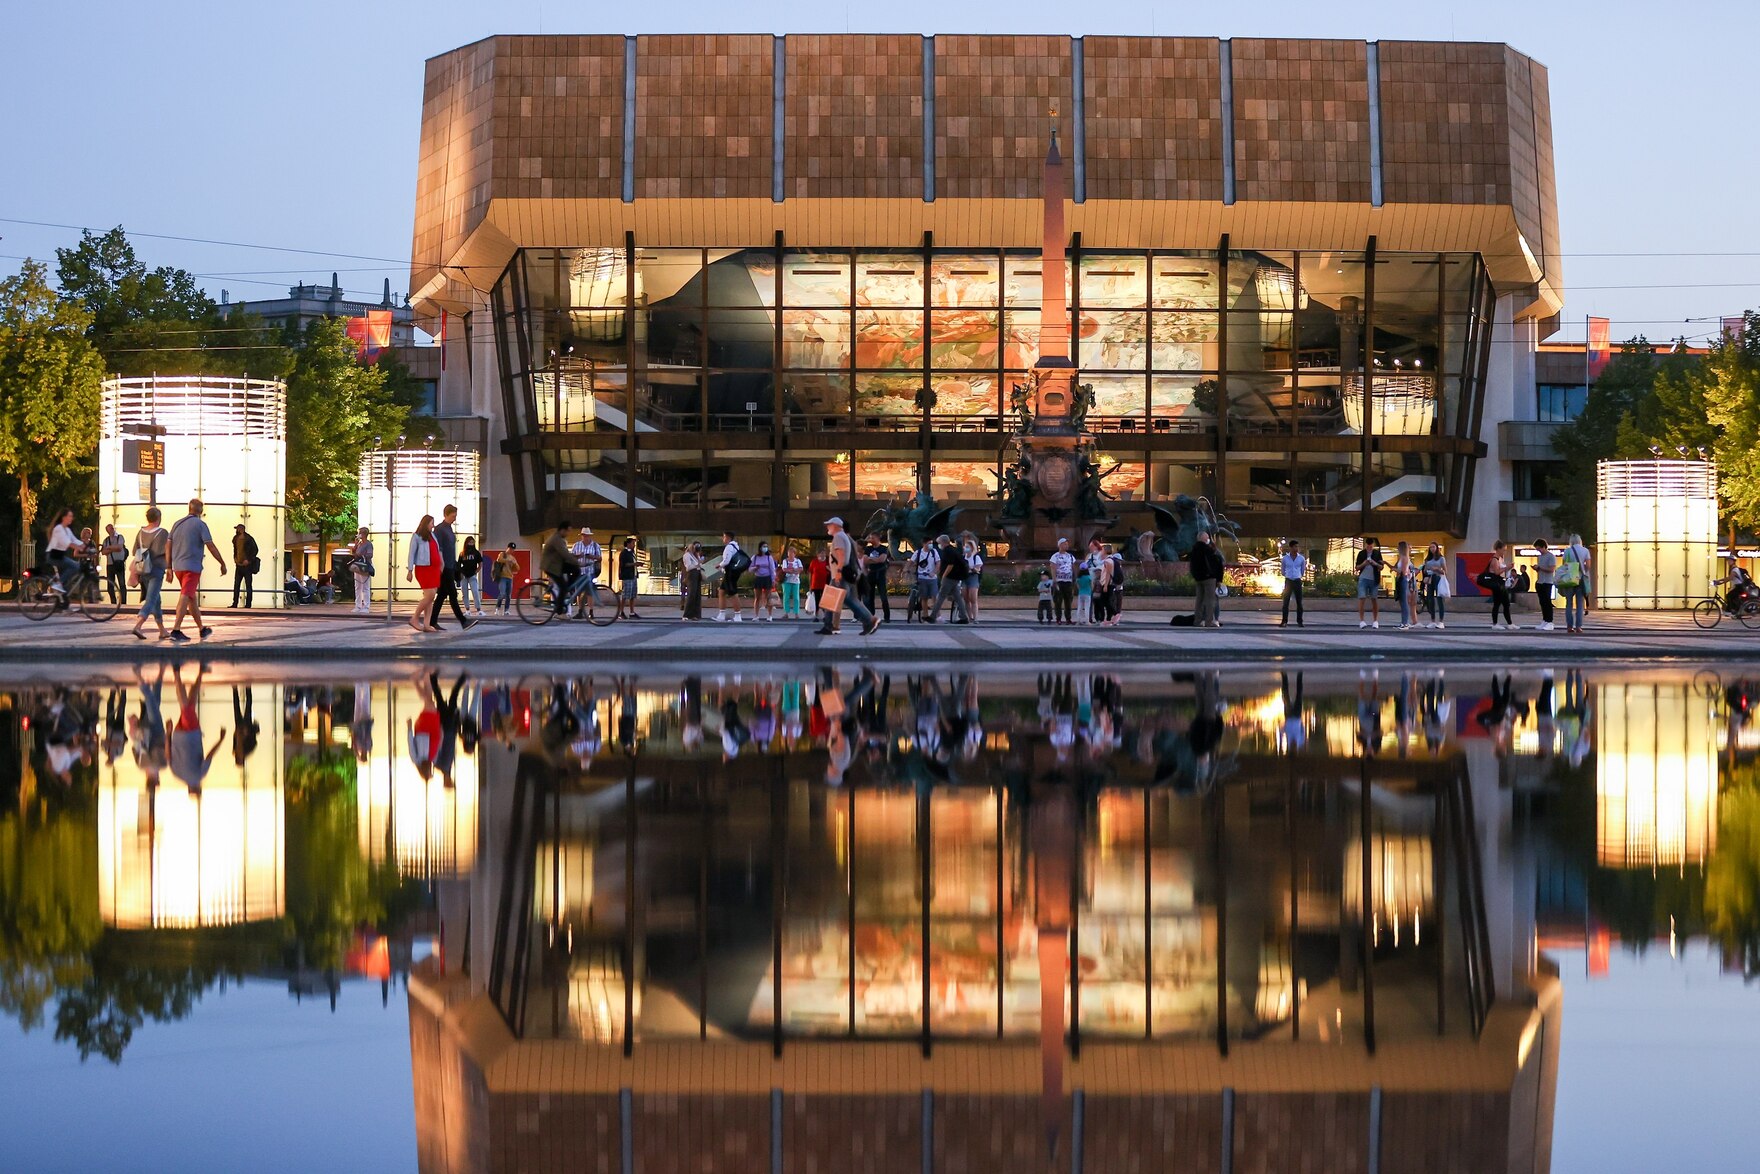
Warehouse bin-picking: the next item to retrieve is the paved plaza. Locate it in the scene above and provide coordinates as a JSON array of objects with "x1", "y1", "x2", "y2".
[{"x1": 0, "y1": 595, "x2": 1747, "y2": 665}]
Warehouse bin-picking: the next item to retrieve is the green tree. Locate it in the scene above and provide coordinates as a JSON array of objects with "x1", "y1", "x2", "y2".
[
  {"x1": 54, "y1": 227, "x2": 289, "y2": 379},
  {"x1": 284, "y1": 317, "x2": 421, "y2": 549},
  {"x1": 1702, "y1": 318, "x2": 1760, "y2": 539},
  {"x1": 1548, "y1": 339, "x2": 1698, "y2": 540},
  {"x1": 0, "y1": 260, "x2": 105, "y2": 550}
]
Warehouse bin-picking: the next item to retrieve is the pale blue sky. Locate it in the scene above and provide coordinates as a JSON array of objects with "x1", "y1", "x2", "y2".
[{"x1": 3, "y1": 0, "x2": 1756, "y2": 343}]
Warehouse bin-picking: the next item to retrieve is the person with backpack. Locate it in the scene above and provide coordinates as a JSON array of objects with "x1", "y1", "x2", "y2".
[
  {"x1": 963, "y1": 536, "x2": 985, "y2": 622},
  {"x1": 1558, "y1": 533, "x2": 1591, "y2": 633},
  {"x1": 1104, "y1": 543, "x2": 1126, "y2": 626},
  {"x1": 231, "y1": 524, "x2": 260, "y2": 608},
  {"x1": 101, "y1": 523, "x2": 129, "y2": 605},
  {"x1": 813, "y1": 517, "x2": 880, "y2": 637},
  {"x1": 459, "y1": 536, "x2": 485, "y2": 617},
  {"x1": 1083, "y1": 539, "x2": 1109, "y2": 624},
  {"x1": 129, "y1": 507, "x2": 171, "y2": 641},
  {"x1": 492, "y1": 542, "x2": 520, "y2": 614},
  {"x1": 717, "y1": 531, "x2": 748, "y2": 622},
  {"x1": 1355, "y1": 537, "x2": 1385, "y2": 629},
  {"x1": 910, "y1": 540, "x2": 940, "y2": 621}
]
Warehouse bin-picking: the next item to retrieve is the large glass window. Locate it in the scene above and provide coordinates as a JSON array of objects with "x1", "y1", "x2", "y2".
[{"x1": 1538, "y1": 383, "x2": 1587, "y2": 423}]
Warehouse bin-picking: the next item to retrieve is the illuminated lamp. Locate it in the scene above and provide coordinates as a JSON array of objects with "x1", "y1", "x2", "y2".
[
  {"x1": 357, "y1": 449, "x2": 481, "y2": 603},
  {"x1": 532, "y1": 355, "x2": 599, "y2": 450},
  {"x1": 98, "y1": 683, "x2": 285, "y2": 929},
  {"x1": 355, "y1": 681, "x2": 479, "y2": 878},
  {"x1": 1596, "y1": 459, "x2": 1718, "y2": 609},
  {"x1": 98, "y1": 376, "x2": 286, "y2": 608},
  {"x1": 1596, "y1": 681, "x2": 1717, "y2": 869},
  {"x1": 1340, "y1": 372, "x2": 1436, "y2": 437},
  {"x1": 1252, "y1": 266, "x2": 1308, "y2": 312}
]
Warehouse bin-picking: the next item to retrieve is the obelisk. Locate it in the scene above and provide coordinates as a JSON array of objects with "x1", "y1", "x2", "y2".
[{"x1": 1032, "y1": 131, "x2": 1076, "y2": 431}]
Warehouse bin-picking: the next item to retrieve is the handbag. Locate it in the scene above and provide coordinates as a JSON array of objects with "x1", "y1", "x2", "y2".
[
  {"x1": 1556, "y1": 551, "x2": 1581, "y2": 588},
  {"x1": 819, "y1": 583, "x2": 847, "y2": 614}
]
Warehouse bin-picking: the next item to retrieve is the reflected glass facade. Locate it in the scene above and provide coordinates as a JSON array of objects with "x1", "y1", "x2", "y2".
[{"x1": 492, "y1": 242, "x2": 1495, "y2": 542}]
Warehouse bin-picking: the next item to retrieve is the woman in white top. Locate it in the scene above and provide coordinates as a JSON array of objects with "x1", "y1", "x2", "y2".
[
  {"x1": 45, "y1": 507, "x2": 84, "y2": 595},
  {"x1": 1393, "y1": 540, "x2": 1417, "y2": 630},
  {"x1": 680, "y1": 542, "x2": 704, "y2": 621}
]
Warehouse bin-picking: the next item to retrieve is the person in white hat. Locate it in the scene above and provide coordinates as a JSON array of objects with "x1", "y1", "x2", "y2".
[{"x1": 815, "y1": 517, "x2": 879, "y2": 636}]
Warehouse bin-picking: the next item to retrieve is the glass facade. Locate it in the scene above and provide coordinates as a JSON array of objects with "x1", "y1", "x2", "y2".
[{"x1": 492, "y1": 243, "x2": 1495, "y2": 541}]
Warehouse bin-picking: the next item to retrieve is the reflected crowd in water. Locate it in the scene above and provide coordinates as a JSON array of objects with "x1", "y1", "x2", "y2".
[{"x1": 2, "y1": 663, "x2": 1757, "y2": 1169}]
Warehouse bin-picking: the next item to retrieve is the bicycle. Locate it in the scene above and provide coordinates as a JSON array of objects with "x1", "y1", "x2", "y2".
[
  {"x1": 17, "y1": 561, "x2": 123, "y2": 623},
  {"x1": 1691, "y1": 580, "x2": 1760, "y2": 630},
  {"x1": 516, "y1": 574, "x2": 621, "y2": 627}
]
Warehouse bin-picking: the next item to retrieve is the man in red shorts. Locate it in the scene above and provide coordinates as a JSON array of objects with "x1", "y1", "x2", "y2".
[{"x1": 168, "y1": 499, "x2": 228, "y2": 643}]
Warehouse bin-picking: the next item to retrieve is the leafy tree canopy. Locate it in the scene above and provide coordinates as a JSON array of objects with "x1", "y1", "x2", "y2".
[
  {"x1": 0, "y1": 260, "x2": 105, "y2": 544},
  {"x1": 54, "y1": 227, "x2": 289, "y2": 379}
]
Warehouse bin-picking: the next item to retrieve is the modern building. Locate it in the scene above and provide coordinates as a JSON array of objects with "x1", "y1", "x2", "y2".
[{"x1": 408, "y1": 34, "x2": 1563, "y2": 559}]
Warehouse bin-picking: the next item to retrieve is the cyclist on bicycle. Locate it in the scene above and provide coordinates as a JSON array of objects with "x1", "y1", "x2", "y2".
[
  {"x1": 1717, "y1": 564, "x2": 1757, "y2": 613},
  {"x1": 44, "y1": 508, "x2": 86, "y2": 600},
  {"x1": 540, "y1": 523, "x2": 581, "y2": 617}
]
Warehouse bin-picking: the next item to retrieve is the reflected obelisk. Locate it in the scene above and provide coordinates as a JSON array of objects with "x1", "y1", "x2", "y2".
[{"x1": 1033, "y1": 780, "x2": 1076, "y2": 1163}]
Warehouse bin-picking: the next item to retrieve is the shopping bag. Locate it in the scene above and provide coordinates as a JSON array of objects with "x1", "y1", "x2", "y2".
[{"x1": 819, "y1": 584, "x2": 847, "y2": 614}]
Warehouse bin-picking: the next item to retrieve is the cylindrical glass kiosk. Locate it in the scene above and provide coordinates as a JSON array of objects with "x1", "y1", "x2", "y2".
[
  {"x1": 98, "y1": 376, "x2": 287, "y2": 608},
  {"x1": 357, "y1": 449, "x2": 481, "y2": 604},
  {"x1": 1595, "y1": 458, "x2": 1718, "y2": 609}
]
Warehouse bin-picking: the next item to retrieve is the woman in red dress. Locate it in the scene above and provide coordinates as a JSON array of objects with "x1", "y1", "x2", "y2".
[{"x1": 405, "y1": 514, "x2": 441, "y2": 632}]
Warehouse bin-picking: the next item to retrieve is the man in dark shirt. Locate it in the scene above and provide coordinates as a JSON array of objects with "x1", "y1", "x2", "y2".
[
  {"x1": 926, "y1": 535, "x2": 970, "y2": 623},
  {"x1": 861, "y1": 533, "x2": 892, "y2": 622},
  {"x1": 1187, "y1": 530, "x2": 1225, "y2": 629},
  {"x1": 427, "y1": 504, "x2": 477, "y2": 630},
  {"x1": 231, "y1": 524, "x2": 260, "y2": 607}
]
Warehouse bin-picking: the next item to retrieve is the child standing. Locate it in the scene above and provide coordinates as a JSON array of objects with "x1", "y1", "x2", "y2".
[
  {"x1": 779, "y1": 545, "x2": 804, "y2": 619},
  {"x1": 807, "y1": 547, "x2": 831, "y2": 617},
  {"x1": 1037, "y1": 569, "x2": 1055, "y2": 623},
  {"x1": 1075, "y1": 563, "x2": 1095, "y2": 624}
]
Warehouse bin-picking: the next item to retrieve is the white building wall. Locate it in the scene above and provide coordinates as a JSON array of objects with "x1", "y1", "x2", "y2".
[
  {"x1": 436, "y1": 302, "x2": 525, "y2": 549},
  {"x1": 1466, "y1": 296, "x2": 1540, "y2": 552}
]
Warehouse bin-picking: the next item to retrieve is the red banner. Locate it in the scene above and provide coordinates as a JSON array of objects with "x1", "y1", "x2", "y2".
[
  {"x1": 1586, "y1": 316, "x2": 1612, "y2": 381},
  {"x1": 346, "y1": 309, "x2": 394, "y2": 362}
]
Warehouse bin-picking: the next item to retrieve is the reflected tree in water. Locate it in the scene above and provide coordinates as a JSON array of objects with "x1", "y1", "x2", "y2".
[{"x1": 1707, "y1": 777, "x2": 1760, "y2": 980}]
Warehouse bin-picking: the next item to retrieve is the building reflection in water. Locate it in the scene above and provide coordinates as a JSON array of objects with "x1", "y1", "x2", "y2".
[
  {"x1": 1596, "y1": 680, "x2": 1718, "y2": 870},
  {"x1": 356, "y1": 675, "x2": 480, "y2": 880},
  {"x1": 97, "y1": 675, "x2": 284, "y2": 929},
  {"x1": 409, "y1": 670, "x2": 1566, "y2": 1174}
]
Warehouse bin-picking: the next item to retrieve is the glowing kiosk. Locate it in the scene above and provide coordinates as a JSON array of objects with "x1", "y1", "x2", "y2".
[
  {"x1": 355, "y1": 680, "x2": 480, "y2": 879},
  {"x1": 357, "y1": 448, "x2": 481, "y2": 604},
  {"x1": 97, "y1": 682, "x2": 285, "y2": 929},
  {"x1": 1595, "y1": 458, "x2": 1718, "y2": 609},
  {"x1": 1596, "y1": 680, "x2": 1718, "y2": 870},
  {"x1": 98, "y1": 376, "x2": 286, "y2": 608}
]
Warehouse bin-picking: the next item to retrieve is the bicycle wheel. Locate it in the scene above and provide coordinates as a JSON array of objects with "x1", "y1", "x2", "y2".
[
  {"x1": 80, "y1": 578, "x2": 122, "y2": 622},
  {"x1": 16, "y1": 576, "x2": 56, "y2": 621},
  {"x1": 1739, "y1": 601, "x2": 1760, "y2": 630},
  {"x1": 516, "y1": 580, "x2": 559, "y2": 626},
  {"x1": 1694, "y1": 669, "x2": 1726, "y2": 699},
  {"x1": 582, "y1": 581, "x2": 620, "y2": 627},
  {"x1": 1693, "y1": 600, "x2": 1723, "y2": 629}
]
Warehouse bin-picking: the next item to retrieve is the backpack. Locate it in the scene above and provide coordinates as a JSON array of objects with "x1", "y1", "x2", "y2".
[{"x1": 724, "y1": 545, "x2": 751, "y2": 577}]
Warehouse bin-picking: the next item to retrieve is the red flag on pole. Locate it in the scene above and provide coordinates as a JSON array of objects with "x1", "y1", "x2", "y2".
[{"x1": 1586, "y1": 316, "x2": 1612, "y2": 381}]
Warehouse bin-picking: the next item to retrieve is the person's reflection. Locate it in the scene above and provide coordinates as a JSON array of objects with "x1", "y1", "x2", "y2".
[
  {"x1": 779, "y1": 677, "x2": 803, "y2": 745},
  {"x1": 749, "y1": 682, "x2": 776, "y2": 751},
  {"x1": 1475, "y1": 674, "x2": 1524, "y2": 756},
  {"x1": 1392, "y1": 672, "x2": 1414, "y2": 757},
  {"x1": 680, "y1": 675, "x2": 704, "y2": 751},
  {"x1": 128, "y1": 664, "x2": 169, "y2": 787},
  {"x1": 1188, "y1": 671, "x2": 1225, "y2": 788},
  {"x1": 1356, "y1": 671, "x2": 1382, "y2": 757},
  {"x1": 1420, "y1": 672, "x2": 1451, "y2": 751},
  {"x1": 230, "y1": 684, "x2": 260, "y2": 769},
  {"x1": 1280, "y1": 671, "x2": 1307, "y2": 754},
  {"x1": 719, "y1": 696, "x2": 750, "y2": 760},
  {"x1": 1559, "y1": 670, "x2": 1590, "y2": 767},
  {"x1": 1535, "y1": 671, "x2": 1557, "y2": 759},
  {"x1": 350, "y1": 681, "x2": 375, "y2": 763},
  {"x1": 408, "y1": 683, "x2": 441, "y2": 783},
  {"x1": 169, "y1": 663, "x2": 224, "y2": 794},
  {"x1": 616, "y1": 676, "x2": 638, "y2": 753},
  {"x1": 427, "y1": 671, "x2": 468, "y2": 787},
  {"x1": 101, "y1": 686, "x2": 127, "y2": 766}
]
